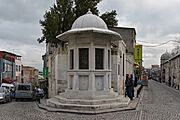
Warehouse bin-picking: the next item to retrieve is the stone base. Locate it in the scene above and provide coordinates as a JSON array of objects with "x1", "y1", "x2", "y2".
[{"x1": 46, "y1": 90, "x2": 130, "y2": 113}]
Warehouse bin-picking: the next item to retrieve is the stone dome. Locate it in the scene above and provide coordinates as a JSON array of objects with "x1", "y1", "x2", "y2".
[
  {"x1": 71, "y1": 10, "x2": 108, "y2": 30},
  {"x1": 161, "y1": 52, "x2": 171, "y2": 60}
]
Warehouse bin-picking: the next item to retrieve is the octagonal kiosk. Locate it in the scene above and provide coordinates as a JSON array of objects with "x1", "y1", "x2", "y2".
[{"x1": 47, "y1": 10, "x2": 129, "y2": 113}]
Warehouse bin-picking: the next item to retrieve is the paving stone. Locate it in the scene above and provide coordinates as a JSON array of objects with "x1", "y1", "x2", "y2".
[
  {"x1": 138, "y1": 80, "x2": 180, "y2": 120},
  {"x1": 1, "y1": 80, "x2": 180, "y2": 120}
]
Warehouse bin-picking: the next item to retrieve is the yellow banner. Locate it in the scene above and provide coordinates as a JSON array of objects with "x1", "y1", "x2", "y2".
[{"x1": 134, "y1": 45, "x2": 142, "y2": 60}]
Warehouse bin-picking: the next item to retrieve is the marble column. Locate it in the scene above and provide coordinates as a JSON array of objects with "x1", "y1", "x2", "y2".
[
  {"x1": 73, "y1": 41, "x2": 79, "y2": 90},
  {"x1": 88, "y1": 72, "x2": 95, "y2": 90},
  {"x1": 108, "y1": 73, "x2": 111, "y2": 89},
  {"x1": 104, "y1": 46, "x2": 110, "y2": 91},
  {"x1": 73, "y1": 73, "x2": 79, "y2": 90},
  {"x1": 88, "y1": 40, "x2": 95, "y2": 90},
  {"x1": 104, "y1": 72, "x2": 109, "y2": 91},
  {"x1": 67, "y1": 74, "x2": 70, "y2": 89}
]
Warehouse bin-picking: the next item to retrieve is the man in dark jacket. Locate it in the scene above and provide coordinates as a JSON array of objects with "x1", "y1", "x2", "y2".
[{"x1": 125, "y1": 74, "x2": 134, "y2": 100}]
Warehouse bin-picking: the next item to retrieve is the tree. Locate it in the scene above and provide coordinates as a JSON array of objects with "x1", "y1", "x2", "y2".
[
  {"x1": 38, "y1": 0, "x2": 118, "y2": 45},
  {"x1": 37, "y1": 5, "x2": 60, "y2": 44},
  {"x1": 74, "y1": 0, "x2": 101, "y2": 18},
  {"x1": 56, "y1": 0, "x2": 75, "y2": 33},
  {"x1": 100, "y1": 10, "x2": 118, "y2": 27},
  {"x1": 37, "y1": 0, "x2": 74, "y2": 45}
]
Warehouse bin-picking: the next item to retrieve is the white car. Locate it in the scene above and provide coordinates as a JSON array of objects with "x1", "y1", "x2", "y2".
[
  {"x1": 1, "y1": 83, "x2": 15, "y2": 92},
  {"x1": 0, "y1": 87, "x2": 11, "y2": 103}
]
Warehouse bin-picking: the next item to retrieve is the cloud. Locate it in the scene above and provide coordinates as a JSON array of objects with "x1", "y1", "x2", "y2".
[
  {"x1": 98, "y1": 0, "x2": 180, "y2": 67},
  {"x1": 0, "y1": 38, "x2": 45, "y2": 70},
  {"x1": 0, "y1": 0, "x2": 55, "y2": 24},
  {"x1": 0, "y1": 0, "x2": 55, "y2": 70},
  {"x1": 0, "y1": 21, "x2": 41, "y2": 45},
  {"x1": 1, "y1": 0, "x2": 180, "y2": 69}
]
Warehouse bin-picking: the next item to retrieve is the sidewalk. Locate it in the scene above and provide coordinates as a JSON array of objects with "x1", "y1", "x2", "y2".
[{"x1": 37, "y1": 85, "x2": 143, "y2": 114}]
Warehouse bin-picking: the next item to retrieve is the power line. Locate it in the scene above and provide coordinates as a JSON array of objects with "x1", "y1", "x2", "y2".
[{"x1": 136, "y1": 40, "x2": 179, "y2": 47}]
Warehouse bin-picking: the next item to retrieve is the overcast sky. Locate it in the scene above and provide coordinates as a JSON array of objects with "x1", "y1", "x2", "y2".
[{"x1": 0, "y1": 0, "x2": 180, "y2": 70}]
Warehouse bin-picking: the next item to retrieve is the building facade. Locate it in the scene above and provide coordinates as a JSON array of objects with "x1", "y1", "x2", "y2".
[
  {"x1": 15, "y1": 55, "x2": 22, "y2": 83},
  {"x1": 111, "y1": 41, "x2": 126, "y2": 95},
  {"x1": 0, "y1": 51, "x2": 16, "y2": 84},
  {"x1": 45, "y1": 30, "x2": 136, "y2": 98},
  {"x1": 109, "y1": 27, "x2": 136, "y2": 75},
  {"x1": 43, "y1": 16, "x2": 136, "y2": 99},
  {"x1": 46, "y1": 10, "x2": 130, "y2": 113},
  {"x1": 160, "y1": 50, "x2": 180, "y2": 89},
  {"x1": 21, "y1": 66, "x2": 39, "y2": 86}
]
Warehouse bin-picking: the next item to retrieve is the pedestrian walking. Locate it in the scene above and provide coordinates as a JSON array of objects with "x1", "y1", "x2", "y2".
[
  {"x1": 130, "y1": 74, "x2": 135, "y2": 97},
  {"x1": 125, "y1": 74, "x2": 134, "y2": 100},
  {"x1": 134, "y1": 75, "x2": 138, "y2": 87},
  {"x1": 35, "y1": 87, "x2": 41, "y2": 104},
  {"x1": 168, "y1": 76, "x2": 171, "y2": 86},
  {"x1": 43, "y1": 87, "x2": 48, "y2": 99}
]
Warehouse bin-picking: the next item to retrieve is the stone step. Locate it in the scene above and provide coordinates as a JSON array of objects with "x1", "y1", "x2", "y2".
[
  {"x1": 54, "y1": 95, "x2": 128, "y2": 105},
  {"x1": 59, "y1": 90, "x2": 119, "y2": 100},
  {"x1": 47, "y1": 98, "x2": 129, "y2": 111}
]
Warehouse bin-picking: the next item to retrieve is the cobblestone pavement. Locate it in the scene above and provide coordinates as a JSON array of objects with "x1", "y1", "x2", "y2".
[
  {"x1": 138, "y1": 80, "x2": 180, "y2": 120},
  {"x1": 0, "y1": 100, "x2": 141, "y2": 120},
  {"x1": 1, "y1": 80, "x2": 180, "y2": 120}
]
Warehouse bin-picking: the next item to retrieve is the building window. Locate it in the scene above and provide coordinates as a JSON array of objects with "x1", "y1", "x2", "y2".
[
  {"x1": 70, "y1": 49, "x2": 74, "y2": 69},
  {"x1": 6, "y1": 63, "x2": 12, "y2": 72},
  {"x1": 3, "y1": 62, "x2": 5, "y2": 71},
  {"x1": 79, "y1": 48, "x2": 89, "y2": 69},
  {"x1": 16, "y1": 65, "x2": 18, "y2": 71},
  {"x1": 19, "y1": 66, "x2": 21, "y2": 71},
  {"x1": 108, "y1": 50, "x2": 110, "y2": 69},
  {"x1": 95, "y1": 48, "x2": 104, "y2": 69},
  {"x1": 118, "y1": 64, "x2": 120, "y2": 75}
]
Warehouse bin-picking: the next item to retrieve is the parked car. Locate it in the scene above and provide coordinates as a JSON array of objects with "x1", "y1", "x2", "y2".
[
  {"x1": 1, "y1": 83, "x2": 15, "y2": 98},
  {"x1": 1, "y1": 83, "x2": 15, "y2": 91},
  {"x1": 15, "y1": 83, "x2": 35, "y2": 101},
  {"x1": 0, "y1": 87, "x2": 12, "y2": 103}
]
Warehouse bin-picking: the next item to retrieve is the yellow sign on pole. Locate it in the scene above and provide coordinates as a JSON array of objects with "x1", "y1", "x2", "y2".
[{"x1": 134, "y1": 45, "x2": 142, "y2": 60}]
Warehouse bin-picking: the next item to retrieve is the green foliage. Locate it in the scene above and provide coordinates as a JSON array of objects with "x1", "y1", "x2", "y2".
[
  {"x1": 38, "y1": 5, "x2": 60, "y2": 44},
  {"x1": 100, "y1": 10, "x2": 118, "y2": 27},
  {"x1": 38, "y1": 0, "x2": 74, "y2": 45},
  {"x1": 74, "y1": 0, "x2": 101, "y2": 18},
  {"x1": 56, "y1": 0, "x2": 75, "y2": 32},
  {"x1": 38, "y1": 0, "x2": 118, "y2": 45}
]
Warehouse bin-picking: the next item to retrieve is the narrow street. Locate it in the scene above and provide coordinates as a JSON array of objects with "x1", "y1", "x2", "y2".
[
  {"x1": 1, "y1": 80, "x2": 180, "y2": 120},
  {"x1": 138, "y1": 80, "x2": 180, "y2": 120}
]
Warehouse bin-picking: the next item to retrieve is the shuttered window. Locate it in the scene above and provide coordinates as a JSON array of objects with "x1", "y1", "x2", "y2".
[
  {"x1": 95, "y1": 48, "x2": 104, "y2": 69},
  {"x1": 70, "y1": 49, "x2": 74, "y2": 69},
  {"x1": 79, "y1": 48, "x2": 89, "y2": 69}
]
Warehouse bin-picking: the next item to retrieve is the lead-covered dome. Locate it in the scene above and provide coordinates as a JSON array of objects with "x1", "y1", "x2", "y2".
[
  {"x1": 161, "y1": 51, "x2": 171, "y2": 60},
  {"x1": 71, "y1": 10, "x2": 108, "y2": 29},
  {"x1": 57, "y1": 9, "x2": 122, "y2": 42}
]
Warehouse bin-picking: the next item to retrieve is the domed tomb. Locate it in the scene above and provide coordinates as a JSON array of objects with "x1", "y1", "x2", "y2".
[
  {"x1": 47, "y1": 10, "x2": 129, "y2": 114},
  {"x1": 160, "y1": 51, "x2": 171, "y2": 65},
  {"x1": 161, "y1": 51, "x2": 171, "y2": 60},
  {"x1": 57, "y1": 9, "x2": 121, "y2": 42},
  {"x1": 71, "y1": 10, "x2": 108, "y2": 29}
]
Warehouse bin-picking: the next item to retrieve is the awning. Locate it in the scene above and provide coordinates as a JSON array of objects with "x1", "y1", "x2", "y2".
[{"x1": 2, "y1": 77, "x2": 14, "y2": 84}]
